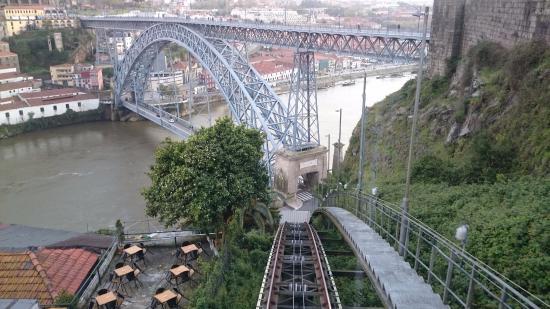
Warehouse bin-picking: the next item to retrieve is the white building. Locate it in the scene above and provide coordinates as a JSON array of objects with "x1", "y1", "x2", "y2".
[
  {"x1": 149, "y1": 71, "x2": 185, "y2": 91},
  {"x1": 0, "y1": 88, "x2": 99, "y2": 125},
  {"x1": 254, "y1": 62, "x2": 294, "y2": 85},
  {"x1": 0, "y1": 80, "x2": 36, "y2": 99},
  {"x1": 0, "y1": 72, "x2": 33, "y2": 84},
  {"x1": 231, "y1": 8, "x2": 309, "y2": 24}
]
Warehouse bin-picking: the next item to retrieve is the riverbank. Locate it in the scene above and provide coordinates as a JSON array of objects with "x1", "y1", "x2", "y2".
[{"x1": 0, "y1": 106, "x2": 108, "y2": 139}]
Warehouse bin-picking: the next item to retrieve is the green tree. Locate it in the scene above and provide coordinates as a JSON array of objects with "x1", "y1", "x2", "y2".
[{"x1": 142, "y1": 117, "x2": 270, "y2": 237}]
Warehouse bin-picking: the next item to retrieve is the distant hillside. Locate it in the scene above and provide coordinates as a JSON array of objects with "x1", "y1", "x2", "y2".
[
  {"x1": 7, "y1": 28, "x2": 94, "y2": 79},
  {"x1": 338, "y1": 41, "x2": 550, "y2": 303}
]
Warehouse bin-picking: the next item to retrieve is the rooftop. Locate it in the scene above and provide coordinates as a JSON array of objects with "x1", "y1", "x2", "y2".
[
  {"x1": 0, "y1": 80, "x2": 33, "y2": 92},
  {"x1": 0, "y1": 223, "x2": 112, "y2": 251},
  {"x1": 36, "y1": 248, "x2": 98, "y2": 296},
  {"x1": 0, "y1": 51, "x2": 18, "y2": 57},
  {"x1": 0, "y1": 251, "x2": 55, "y2": 305},
  {"x1": 0, "y1": 72, "x2": 31, "y2": 80},
  {"x1": 0, "y1": 97, "x2": 27, "y2": 112}
]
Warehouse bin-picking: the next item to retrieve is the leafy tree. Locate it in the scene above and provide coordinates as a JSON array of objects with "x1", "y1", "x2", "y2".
[{"x1": 142, "y1": 117, "x2": 270, "y2": 238}]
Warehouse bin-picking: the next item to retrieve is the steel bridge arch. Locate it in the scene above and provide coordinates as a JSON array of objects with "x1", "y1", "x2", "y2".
[{"x1": 115, "y1": 23, "x2": 295, "y2": 165}]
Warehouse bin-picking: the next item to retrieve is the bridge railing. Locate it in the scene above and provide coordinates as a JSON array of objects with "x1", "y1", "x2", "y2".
[
  {"x1": 80, "y1": 16, "x2": 429, "y2": 40},
  {"x1": 322, "y1": 190, "x2": 546, "y2": 309}
]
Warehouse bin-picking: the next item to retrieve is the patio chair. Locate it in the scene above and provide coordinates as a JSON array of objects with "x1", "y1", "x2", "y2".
[
  {"x1": 139, "y1": 242, "x2": 153, "y2": 255},
  {"x1": 173, "y1": 287, "x2": 188, "y2": 301},
  {"x1": 148, "y1": 297, "x2": 159, "y2": 309},
  {"x1": 115, "y1": 291, "x2": 125, "y2": 307},
  {"x1": 87, "y1": 300, "x2": 96, "y2": 309},
  {"x1": 108, "y1": 272, "x2": 127, "y2": 294},
  {"x1": 126, "y1": 269, "x2": 143, "y2": 288},
  {"x1": 115, "y1": 262, "x2": 124, "y2": 269},
  {"x1": 97, "y1": 288, "x2": 109, "y2": 295}
]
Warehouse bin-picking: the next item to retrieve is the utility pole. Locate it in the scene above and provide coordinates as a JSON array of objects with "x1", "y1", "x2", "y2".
[
  {"x1": 398, "y1": 6, "x2": 429, "y2": 256},
  {"x1": 188, "y1": 53, "x2": 193, "y2": 123},
  {"x1": 357, "y1": 72, "x2": 367, "y2": 194}
]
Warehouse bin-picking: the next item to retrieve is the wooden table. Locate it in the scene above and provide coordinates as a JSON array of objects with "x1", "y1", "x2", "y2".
[
  {"x1": 170, "y1": 265, "x2": 190, "y2": 277},
  {"x1": 124, "y1": 245, "x2": 143, "y2": 256},
  {"x1": 154, "y1": 289, "x2": 177, "y2": 304},
  {"x1": 114, "y1": 265, "x2": 133, "y2": 277},
  {"x1": 96, "y1": 291, "x2": 117, "y2": 306},
  {"x1": 181, "y1": 244, "x2": 199, "y2": 254}
]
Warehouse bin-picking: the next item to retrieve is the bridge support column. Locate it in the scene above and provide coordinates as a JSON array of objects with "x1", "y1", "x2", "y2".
[
  {"x1": 287, "y1": 51, "x2": 319, "y2": 150},
  {"x1": 273, "y1": 146, "x2": 328, "y2": 198}
]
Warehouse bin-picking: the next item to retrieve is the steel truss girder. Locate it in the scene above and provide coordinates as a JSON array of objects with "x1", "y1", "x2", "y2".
[
  {"x1": 115, "y1": 23, "x2": 294, "y2": 167},
  {"x1": 81, "y1": 17, "x2": 428, "y2": 61},
  {"x1": 287, "y1": 51, "x2": 320, "y2": 151}
]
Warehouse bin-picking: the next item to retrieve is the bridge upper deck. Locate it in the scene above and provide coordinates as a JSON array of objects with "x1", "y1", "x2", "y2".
[{"x1": 81, "y1": 16, "x2": 429, "y2": 60}]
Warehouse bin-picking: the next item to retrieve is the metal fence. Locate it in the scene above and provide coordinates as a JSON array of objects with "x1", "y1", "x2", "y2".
[{"x1": 323, "y1": 191, "x2": 547, "y2": 309}]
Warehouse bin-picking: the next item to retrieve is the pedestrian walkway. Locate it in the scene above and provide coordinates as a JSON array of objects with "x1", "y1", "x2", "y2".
[
  {"x1": 319, "y1": 207, "x2": 447, "y2": 309},
  {"x1": 296, "y1": 190, "x2": 314, "y2": 202}
]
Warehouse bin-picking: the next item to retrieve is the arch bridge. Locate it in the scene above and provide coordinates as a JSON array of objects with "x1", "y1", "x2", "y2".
[{"x1": 115, "y1": 23, "x2": 301, "y2": 165}]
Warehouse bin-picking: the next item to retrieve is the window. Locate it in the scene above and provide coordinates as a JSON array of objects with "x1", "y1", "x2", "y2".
[
  {"x1": 53, "y1": 105, "x2": 57, "y2": 111},
  {"x1": 78, "y1": 102, "x2": 82, "y2": 107},
  {"x1": 65, "y1": 104, "x2": 70, "y2": 109},
  {"x1": 40, "y1": 107, "x2": 44, "y2": 113},
  {"x1": 19, "y1": 110, "x2": 23, "y2": 116},
  {"x1": 5, "y1": 112, "x2": 9, "y2": 118}
]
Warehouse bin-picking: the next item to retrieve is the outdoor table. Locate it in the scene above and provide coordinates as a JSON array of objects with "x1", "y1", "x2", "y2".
[
  {"x1": 154, "y1": 289, "x2": 177, "y2": 305},
  {"x1": 180, "y1": 244, "x2": 199, "y2": 254},
  {"x1": 180, "y1": 244, "x2": 199, "y2": 262},
  {"x1": 95, "y1": 291, "x2": 117, "y2": 306},
  {"x1": 170, "y1": 265, "x2": 190, "y2": 277},
  {"x1": 114, "y1": 265, "x2": 133, "y2": 277},
  {"x1": 124, "y1": 245, "x2": 143, "y2": 260}
]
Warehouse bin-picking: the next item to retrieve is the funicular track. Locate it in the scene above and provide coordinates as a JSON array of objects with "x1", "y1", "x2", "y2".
[{"x1": 257, "y1": 222, "x2": 341, "y2": 309}]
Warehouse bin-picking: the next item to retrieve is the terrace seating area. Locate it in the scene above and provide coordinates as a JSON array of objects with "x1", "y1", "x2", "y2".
[{"x1": 90, "y1": 240, "x2": 211, "y2": 309}]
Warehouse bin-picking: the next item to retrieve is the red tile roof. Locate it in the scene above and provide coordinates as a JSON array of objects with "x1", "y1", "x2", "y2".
[
  {"x1": 0, "y1": 248, "x2": 98, "y2": 306},
  {"x1": 0, "y1": 251, "x2": 55, "y2": 305},
  {"x1": 20, "y1": 88, "x2": 81, "y2": 99},
  {"x1": 36, "y1": 248, "x2": 98, "y2": 296},
  {"x1": 0, "y1": 72, "x2": 30, "y2": 80},
  {"x1": 0, "y1": 97, "x2": 27, "y2": 112},
  {"x1": 0, "y1": 51, "x2": 18, "y2": 58}
]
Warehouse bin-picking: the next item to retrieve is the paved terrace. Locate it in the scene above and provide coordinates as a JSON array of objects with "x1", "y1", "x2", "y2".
[
  {"x1": 321, "y1": 207, "x2": 447, "y2": 309},
  {"x1": 91, "y1": 240, "x2": 213, "y2": 308}
]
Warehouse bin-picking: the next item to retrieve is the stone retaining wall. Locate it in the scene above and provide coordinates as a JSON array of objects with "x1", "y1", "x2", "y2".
[{"x1": 429, "y1": 0, "x2": 550, "y2": 76}]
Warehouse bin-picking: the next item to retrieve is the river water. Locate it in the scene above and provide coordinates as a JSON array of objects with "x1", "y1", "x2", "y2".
[{"x1": 0, "y1": 75, "x2": 413, "y2": 232}]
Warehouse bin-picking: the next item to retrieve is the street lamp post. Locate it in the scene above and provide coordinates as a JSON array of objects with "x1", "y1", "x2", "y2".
[
  {"x1": 326, "y1": 134, "x2": 331, "y2": 173},
  {"x1": 398, "y1": 6, "x2": 429, "y2": 256},
  {"x1": 335, "y1": 108, "x2": 342, "y2": 174}
]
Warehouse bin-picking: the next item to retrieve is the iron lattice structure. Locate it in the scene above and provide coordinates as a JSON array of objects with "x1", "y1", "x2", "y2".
[
  {"x1": 81, "y1": 16, "x2": 429, "y2": 62},
  {"x1": 287, "y1": 51, "x2": 320, "y2": 151},
  {"x1": 116, "y1": 23, "x2": 294, "y2": 168}
]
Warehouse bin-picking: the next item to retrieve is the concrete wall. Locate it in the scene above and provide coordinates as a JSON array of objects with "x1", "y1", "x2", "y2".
[
  {"x1": 0, "y1": 98, "x2": 99, "y2": 125},
  {"x1": 429, "y1": 0, "x2": 550, "y2": 76}
]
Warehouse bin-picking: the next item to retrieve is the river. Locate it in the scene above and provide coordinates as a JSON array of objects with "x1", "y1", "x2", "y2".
[{"x1": 0, "y1": 74, "x2": 413, "y2": 232}]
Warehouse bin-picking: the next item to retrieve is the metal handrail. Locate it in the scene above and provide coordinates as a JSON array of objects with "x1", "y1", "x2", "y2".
[{"x1": 321, "y1": 190, "x2": 548, "y2": 309}]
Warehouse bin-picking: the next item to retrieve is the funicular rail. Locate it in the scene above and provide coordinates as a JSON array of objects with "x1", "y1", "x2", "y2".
[{"x1": 257, "y1": 222, "x2": 341, "y2": 309}]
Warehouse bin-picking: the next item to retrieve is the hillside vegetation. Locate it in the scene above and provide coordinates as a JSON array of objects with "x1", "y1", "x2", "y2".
[
  {"x1": 7, "y1": 28, "x2": 94, "y2": 78},
  {"x1": 339, "y1": 41, "x2": 550, "y2": 303}
]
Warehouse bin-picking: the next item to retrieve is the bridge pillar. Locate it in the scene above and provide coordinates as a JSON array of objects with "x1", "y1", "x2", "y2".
[
  {"x1": 273, "y1": 146, "x2": 328, "y2": 197},
  {"x1": 287, "y1": 51, "x2": 319, "y2": 150}
]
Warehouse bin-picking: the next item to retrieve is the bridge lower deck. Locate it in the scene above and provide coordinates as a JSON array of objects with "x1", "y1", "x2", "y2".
[{"x1": 320, "y1": 207, "x2": 447, "y2": 309}]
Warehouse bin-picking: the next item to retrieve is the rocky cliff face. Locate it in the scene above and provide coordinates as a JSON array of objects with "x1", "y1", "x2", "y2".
[{"x1": 342, "y1": 41, "x2": 549, "y2": 185}]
